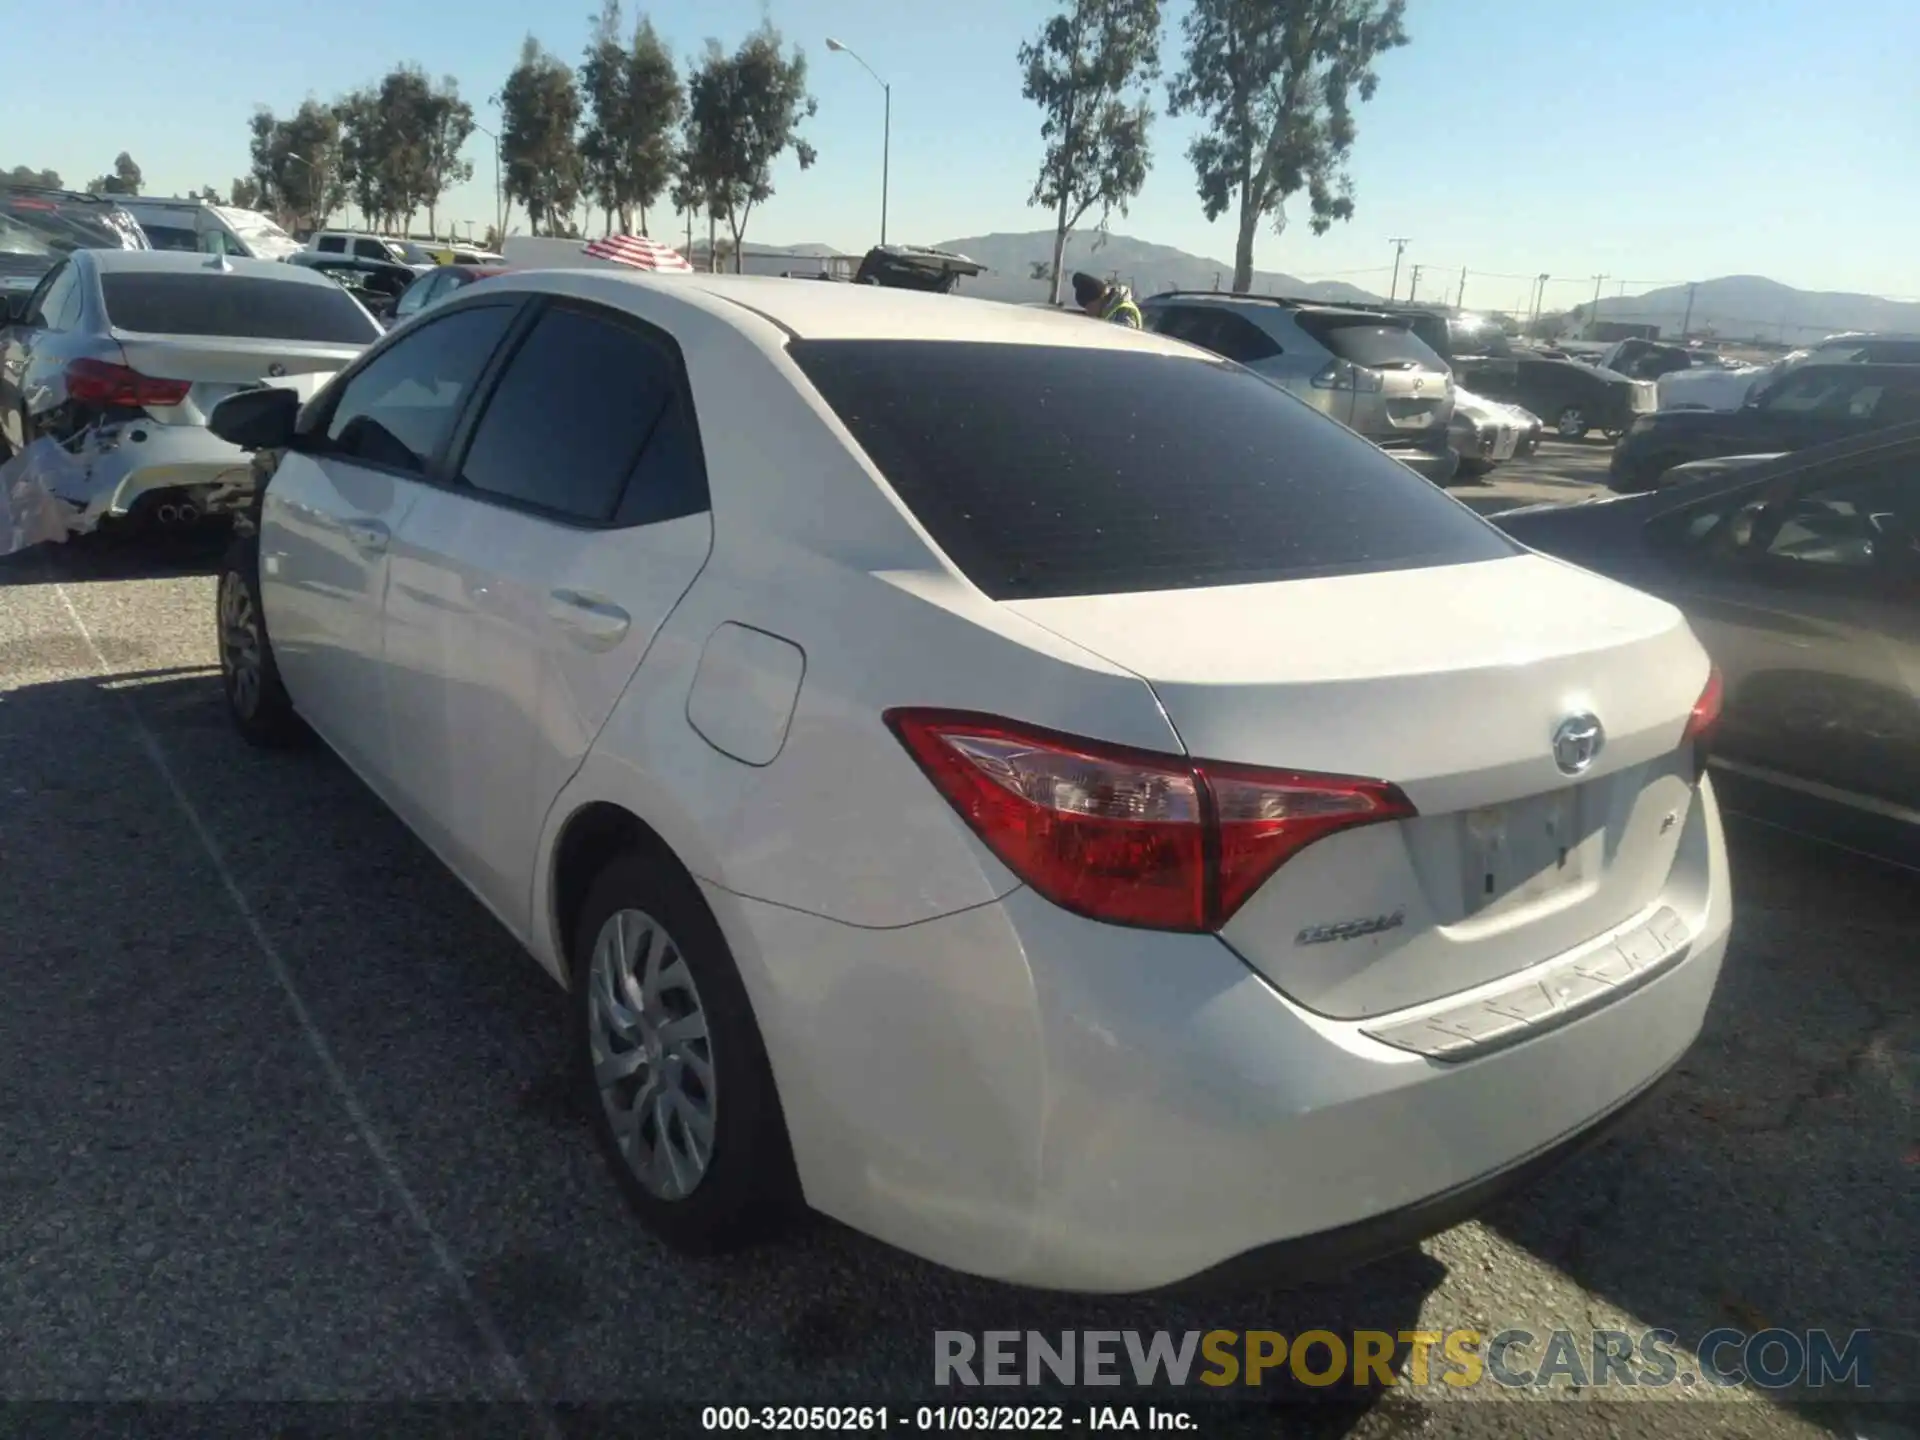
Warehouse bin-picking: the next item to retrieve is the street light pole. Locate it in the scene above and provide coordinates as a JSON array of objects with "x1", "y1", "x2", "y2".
[
  {"x1": 472, "y1": 117, "x2": 504, "y2": 242},
  {"x1": 826, "y1": 38, "x2": 890, "y2": 248},
  {"x1": 284, "y1": 152, "x2": 324, "y2": 234}
]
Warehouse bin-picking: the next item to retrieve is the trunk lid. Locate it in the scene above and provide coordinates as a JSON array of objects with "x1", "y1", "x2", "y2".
[
  {"x1": 1377, "y1": 363, "x2": 1453, "y2": 433},
  {"x1": 110, "y1": 334, "x2": 358, "y2": 427},
  {"x1": 1297, "y1": 311, "x2": 1455, "y2": 434},
  {"x1": 1004, "y1": 553, "x2": 1712, "y2": 1018}
]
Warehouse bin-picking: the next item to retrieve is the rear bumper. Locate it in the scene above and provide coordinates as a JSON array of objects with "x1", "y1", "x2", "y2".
[
  {"x1": 1383, "y1": 432, "x2": 1461, "y2": 484},
  {"x1": 1161, "y1": 1051, "x2": 1674, "y2": 1293},
  {"x1": 706, "y1": 778, "x2": 1733, "y2": 1293},
  {"x1": 52, "y1": 422, "x2": 252, "y2": 527}
]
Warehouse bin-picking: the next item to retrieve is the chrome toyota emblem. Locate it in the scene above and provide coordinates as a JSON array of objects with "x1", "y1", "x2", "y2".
[
  {"x1": 1551, "y1": 713, "x2": 1605, "y2": 775},
  {"x1": 267, "y1": 362, "x2": 287, "y2": 377},
  {"x1": 1413, "y1": 378, "x2": 1424, "y2": 391}
]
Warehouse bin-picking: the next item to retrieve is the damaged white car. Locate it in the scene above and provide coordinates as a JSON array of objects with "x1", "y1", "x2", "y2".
[
  {"x1": 1446, "y1": 386, "x2": 1542, "y2": 478},
  {"x1": 0, "y1": 248, "x2": 378, "y2": 536}
]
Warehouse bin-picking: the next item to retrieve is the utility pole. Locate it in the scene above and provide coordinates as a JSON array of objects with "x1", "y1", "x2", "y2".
[
  {"x1": 1529, "y1": 273, "x2": 1550, "y2": 331},
  {"x1": 1408, "y1": 264, "x2": 1424, "y2": 303},
  {"x1": 1456, "y1": 266, "x2": 1468, "y2": 310},
  {"x1": 1387, "y1": 238, "x2": 1411, "y2": 301},
  {"x1": 1588, "y1": 274, "x2": 1609, "y2": 336},
  {"x1": 1680, "y1": 281, "x2": 1698, "y2": 339}
]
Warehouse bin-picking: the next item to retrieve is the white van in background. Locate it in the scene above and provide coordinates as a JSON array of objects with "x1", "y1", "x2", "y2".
[{"x1": 117, "y1": 199, "x2": 303, "y2": 261}]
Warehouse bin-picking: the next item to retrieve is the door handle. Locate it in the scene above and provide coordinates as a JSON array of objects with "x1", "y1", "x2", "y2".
[
  {"x1": 344, "y1": 518, "x2": 389, "y2": 554},
  {"x1": 547, "y1": 589, "x2": 631, "y2": 649}
]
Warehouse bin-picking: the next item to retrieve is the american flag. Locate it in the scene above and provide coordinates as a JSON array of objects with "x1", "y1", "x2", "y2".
[{"x1": 580, "y1": 234, "x2": 694, "y2": 272}]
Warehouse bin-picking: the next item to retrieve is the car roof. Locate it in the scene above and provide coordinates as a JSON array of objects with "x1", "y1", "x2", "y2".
[
  {"x1": 1144, "y1": 291, "x2": 1407, "y2": 326},
  {"x1": 82, "y1": 248, "x2": 337, "y2": 285},
  {"x1": 1657, "y1": 419, "x2": 1920, "y2": 497},
  {"x1": 477, "y1": 268, "x2": 1201, "y2": 352},
  {"x1": 1817, "y1": 331, "x2": 1920, "y2": 345},
  {"x1": 1789, "y1": 360, "x2": 1920, "y2": 376}
]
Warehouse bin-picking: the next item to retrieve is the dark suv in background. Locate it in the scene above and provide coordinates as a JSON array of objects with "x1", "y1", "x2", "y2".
[
  {"x1": 1610, "y1": 362, "x2": 1920, "y2": 491},
  {"x1": 1388, "y1": 303, "x2": 1656, "y2": 439},
  {"x1": 1140, "y1": 292, "x2": 1459, "y2": 482}
]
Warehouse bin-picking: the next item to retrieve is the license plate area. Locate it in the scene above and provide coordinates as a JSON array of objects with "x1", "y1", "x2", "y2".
[{"x1": 1462, "y1": 786, "x2": 1584, "y2": 916}]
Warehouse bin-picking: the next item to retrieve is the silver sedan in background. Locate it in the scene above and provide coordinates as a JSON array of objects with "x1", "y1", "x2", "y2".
[{"x1": 0, "y1": 249, "x2": 379, "y2": 531}]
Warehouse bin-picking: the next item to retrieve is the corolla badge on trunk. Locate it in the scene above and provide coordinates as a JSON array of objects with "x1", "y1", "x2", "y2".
[
  {"x1": 267, "y1": 363, "x2": 287, "y2": 377},
  {"x1": 1296, "y1": 909, "x2": 1406, "y2": 947},
  {"x1": 1551, "y1": 713, "x2": 1605, "y2": 775}
]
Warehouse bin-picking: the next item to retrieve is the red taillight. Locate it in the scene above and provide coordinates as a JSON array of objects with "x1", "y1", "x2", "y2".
[
  {"x1": 1682, "y1": 666, "x2": 1723, "y2": 782},
  {"x1": 1683, "y1": 666, "x2": 1723, "y2": 744},
  {"x1": 65, "y1": 358, "x2": 192, "y2": 409},
  {"x1": 886, "y1": 709, "x2": 1415, "y2": 933}
]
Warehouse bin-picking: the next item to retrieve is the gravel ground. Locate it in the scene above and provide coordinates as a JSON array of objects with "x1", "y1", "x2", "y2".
[{"x1": 0, "y1": 511, "x2": 1912, "y2": 1439}]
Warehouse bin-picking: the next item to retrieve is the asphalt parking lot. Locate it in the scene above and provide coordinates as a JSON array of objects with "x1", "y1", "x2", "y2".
[
  {"x1": 0, "y1": 441, "x2": 1913, "y2": 1438},
  {"x1": 1449, "y1": 434, "x2": 1620, "y2": 516}
]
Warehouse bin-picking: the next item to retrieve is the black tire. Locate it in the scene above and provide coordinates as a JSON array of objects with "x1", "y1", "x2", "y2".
[
  {"x1": 1455, "y1": 457, "x2": 1494, "y2": 479},
  {"x1": 1554, "y1": 406, "x2": 1588, "y2": 440},
  {"x1": 569, "y1": 850, "x2": 800, "y2": 1254},
  {"x1": 216, "y1": 534, "x2": 309, "y2": 748}
]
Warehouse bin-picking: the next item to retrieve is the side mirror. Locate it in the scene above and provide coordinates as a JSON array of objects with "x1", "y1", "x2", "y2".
[{"x1": 209, "y1": 384, "x2": 301, "y2": 451}]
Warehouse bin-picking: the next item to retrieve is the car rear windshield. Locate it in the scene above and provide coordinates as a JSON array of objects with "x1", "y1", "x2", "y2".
[
  {"x1": 1296, "y1": 314, "x2": 1446, "y2": 371},
  {"x1": 0, "y1": 193, "x2": 142, "y2": 253},
  {"x1": 787, "y1": 339, "x2": 1515, "y2": 600},
  {"x1": 99, "y1": 272, "x2": 380, "y2": 343}
]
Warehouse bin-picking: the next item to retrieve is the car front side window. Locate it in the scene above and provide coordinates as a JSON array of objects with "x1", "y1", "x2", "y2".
[
  {"x1": 318, "y1": 302, "x2": 518, "y2": 476},
  {"x1": 453, "y1": 301, "x2": 707, "y2": 527},
  {"x1": 1761, "y1": 372, "x2": 1860, "y2": 415}
]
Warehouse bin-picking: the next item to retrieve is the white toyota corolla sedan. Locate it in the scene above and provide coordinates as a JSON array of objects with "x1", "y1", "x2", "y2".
[{"x1": 208, "y1": 269, "x2": 1733, "y2": 1293}]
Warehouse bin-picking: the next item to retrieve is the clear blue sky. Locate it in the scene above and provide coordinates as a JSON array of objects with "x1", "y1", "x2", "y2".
[{"x1": 6, "y1": 0, "x2": 1915, "y2": 309}]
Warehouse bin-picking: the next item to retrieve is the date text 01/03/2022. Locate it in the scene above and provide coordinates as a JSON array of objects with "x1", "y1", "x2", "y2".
[{"x1": 700, "y1": 1405, "x2": 1197, "y2": 1431}]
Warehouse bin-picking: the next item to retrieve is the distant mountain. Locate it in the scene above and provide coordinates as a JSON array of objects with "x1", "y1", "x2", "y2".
[
  {"x1": 686, "y1": 230, "x2": 1911, "y2": 344},
  {"x1": 930, "y1": 230, "x2": 1384, "y2": 305},
  {"x1": 1588, "y1": 275, "x2": 1920, "y2": 344}
]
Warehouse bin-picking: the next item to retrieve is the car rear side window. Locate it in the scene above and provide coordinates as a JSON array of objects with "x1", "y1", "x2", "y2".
[
  {"x1": 322, "y1": 302, "x2": 518, "y2": 475},
  {"x1": 139, "y1": 224, "x2": 201, "y2": 253},
  {"x1": 788, "y1": 339, "x2": 1515, "y2": 600},
  {"x1": 99, "y1": 272, "x2": 382, "y2": 343},
  {"x1": 1152, "y1": 307, "x2": 1281, "y2": 365},
  {"x1": 457, "y1": 303, "x2": 707, "y2": 526},
  {"x1": 1296, "y1": 315, "x2": 1446, "y2": 371}
]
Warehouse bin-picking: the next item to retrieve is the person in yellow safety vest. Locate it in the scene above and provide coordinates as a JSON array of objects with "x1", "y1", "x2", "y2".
[{"x1": 1071, "y1": 271, "x2": 1142, "y2": 328}]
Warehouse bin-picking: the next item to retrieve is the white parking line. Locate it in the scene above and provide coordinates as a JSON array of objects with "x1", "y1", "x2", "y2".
[{"x1": 51, "y1": 576, "x2": 558, "y2": 1427}]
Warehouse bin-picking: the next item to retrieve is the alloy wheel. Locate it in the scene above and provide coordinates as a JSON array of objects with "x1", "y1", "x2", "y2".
[
  {"x1": 1555, "y1": 407, "x2": 1585, "y2": 438},
  {"x1": 218, "y1": 572, "x2": 262, "y2": 719},
  {"x1": 588, "y1": 907, "x2": 718, "y2": 1201}
]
